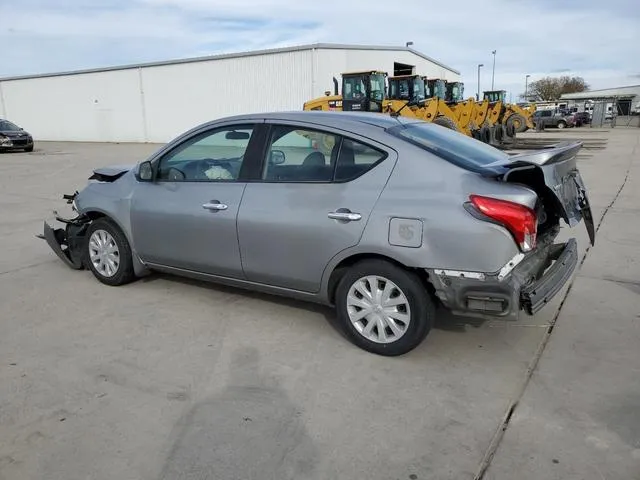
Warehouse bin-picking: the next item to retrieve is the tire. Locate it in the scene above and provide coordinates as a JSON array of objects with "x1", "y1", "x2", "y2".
[
  {"x1": 24, "y1": 145, "x2": 34, "y2": 152},
  {"x1": 480, "y1": 124, "x2": 492, "y2": 144},
  {"x1": 432, "y1": 116, "x2": 459, "y2": 131},
  {"x1": 335, "y1": 259, "x2": 435, "y2": 356},
  {"x1": 85, "y1": 218, "x2": 136, "y2": 286},
  {"x1": 507, "y1": 114, "x2": 527, "y2": 133},
  {"x1": 557, "y1": 120, "x2": 566, "y2": 129}
]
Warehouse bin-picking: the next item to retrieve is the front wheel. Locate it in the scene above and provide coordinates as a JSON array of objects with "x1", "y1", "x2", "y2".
[
  {"x1": 335, "y1": 260, "x2": 435, "y2": 356},
  {"x1": 557, "y1": 121, "x2": 566, "y2": 129},
  {"x1": 24, "y1": 145, "x2": 34, "y2": 152},
  {"x1": 85, "y1": 218, "x2": 136, "y2": 286}
]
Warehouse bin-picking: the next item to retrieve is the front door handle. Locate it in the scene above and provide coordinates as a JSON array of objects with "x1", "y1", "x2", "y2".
[
  {"x1": 328, "y1": 211, "x2": 362, "y2": 222},
  {"x1": 202, "y1": 202, "x2": 228, "y2": 211}
]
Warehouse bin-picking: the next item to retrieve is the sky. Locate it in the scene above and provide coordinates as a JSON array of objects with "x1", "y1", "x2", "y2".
[{"x1": 2, "y1": 0, "x2": 639, "y2": 101}]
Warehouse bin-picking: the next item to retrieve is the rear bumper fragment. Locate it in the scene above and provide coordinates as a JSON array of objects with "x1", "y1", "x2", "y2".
[
  {"x1": 520, "y1": 238, "x2": 577, "y2": 315},
  {"x1": 427, "y1": 232, "x2": 578, "y2": 320}
]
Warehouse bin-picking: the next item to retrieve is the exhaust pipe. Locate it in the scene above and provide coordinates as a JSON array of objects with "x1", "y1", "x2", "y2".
[{"x1": 333, "y1": 77, "x2": 338, "y2": 95}]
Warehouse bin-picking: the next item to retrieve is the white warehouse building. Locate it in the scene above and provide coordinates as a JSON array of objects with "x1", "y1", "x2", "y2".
[{"x1": 0, "y1": 43, "x2": 460, "y2": 144}]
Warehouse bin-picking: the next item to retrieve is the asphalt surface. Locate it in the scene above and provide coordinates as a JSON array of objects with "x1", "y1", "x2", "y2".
[{"x1": 0, "y1": 127, "x2": 638, "y2": 480}]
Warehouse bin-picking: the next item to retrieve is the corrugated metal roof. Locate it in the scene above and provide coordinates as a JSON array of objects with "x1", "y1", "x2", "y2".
[
  {"x1": 0, "y1": 42, "x2": 459, "y2": 82},
  {"x1": 560, "y1": 84, "x2": 640, "y2": 100}
]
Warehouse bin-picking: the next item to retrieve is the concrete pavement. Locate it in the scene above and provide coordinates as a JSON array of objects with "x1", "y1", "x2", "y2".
[
  {"x1": 484, "y1": 128, "x2": 640, "y2": 480},
  {"x1": 0, "y1": 127, "x2": 638, "y2": 480}
]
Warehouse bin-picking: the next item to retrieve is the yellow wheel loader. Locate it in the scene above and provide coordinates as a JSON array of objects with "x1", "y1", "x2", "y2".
[
  {"x1": 483, "y1": 90, "x2": 535, "y2": 135},
  {"x1": 386, "y1": 75, "x2": 478, "y2": 136},
  {"x1": 303, "y1": 72, "x2": 480, "y2": 139},
  {"x1": 303, "y1": 70, "x2": 388, "y2": 112}
]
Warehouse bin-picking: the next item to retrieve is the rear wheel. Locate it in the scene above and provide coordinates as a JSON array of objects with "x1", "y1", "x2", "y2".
[
  {"x1": 432, "y1": 116, "x2": 459, "y2": 131},
  {"x1": 557, "y1": 120, "x2": 566, "y2": 129},
  {"x1": 335, "y1": 260, "x2": 435, "y2": 356},
  {"x1": 85, "y1": 218, "x2": 135, "y2": 286}
]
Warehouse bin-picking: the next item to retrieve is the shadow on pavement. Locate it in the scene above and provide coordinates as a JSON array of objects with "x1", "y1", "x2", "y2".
[{"x1": 158, "y1": 347, "x2": 319, "y2": 480}]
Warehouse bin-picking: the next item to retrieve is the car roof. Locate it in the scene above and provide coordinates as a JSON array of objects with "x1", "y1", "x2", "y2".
[{"x1": 203, "y1": 110, "x2": 421, "y2": 131}]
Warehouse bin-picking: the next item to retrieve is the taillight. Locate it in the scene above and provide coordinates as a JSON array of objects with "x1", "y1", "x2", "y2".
[{"x1": 469, "y1": 195, "x2": 537, "y2": 252}]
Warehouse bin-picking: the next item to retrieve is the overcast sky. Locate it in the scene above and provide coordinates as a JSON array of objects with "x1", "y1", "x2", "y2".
[{"x1": 2, "y1": 0, "x2": 639, "y2": 100}]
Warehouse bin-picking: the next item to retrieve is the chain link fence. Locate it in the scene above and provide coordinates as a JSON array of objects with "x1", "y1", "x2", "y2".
[{"x1": 589, "y1": 97, "x2": 640, "y2": 128}]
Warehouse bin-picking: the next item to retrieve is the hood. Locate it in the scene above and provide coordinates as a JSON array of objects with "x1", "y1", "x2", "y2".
[
  {"x1": 89, "y1": 164, "x2": 135, "y2": 182},
  {"x1": 0, "y1": 130, "x2": 30, "y2": 138}
]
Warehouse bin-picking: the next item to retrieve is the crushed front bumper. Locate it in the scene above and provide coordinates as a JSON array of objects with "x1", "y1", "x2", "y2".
[
  {"x1": 38, "y1": 196, "x2": 90, "y2": 270},
  {"x1": 427, "y1": 234, "x2": 578, "y2": 320}
]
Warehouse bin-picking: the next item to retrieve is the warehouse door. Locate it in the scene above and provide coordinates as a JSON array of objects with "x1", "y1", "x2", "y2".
[{"x1": 394, "y1": 62, "x2": 415, "y2": 76}]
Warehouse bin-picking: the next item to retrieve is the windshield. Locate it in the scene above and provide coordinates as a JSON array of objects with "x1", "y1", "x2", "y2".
[
  {"x1": 484, "y1": 91, "x2": 506, "y2": 103},
  {"x1": 412, "y1": 78, "x2": 426, "y2": 102},
  {"x1": 0, "y1": 120, "x2": 21, "y2": 131},
  {"x1": 451, "y1": 83, "x2": 464, "y2": 102},
  {"x1": 369, "y1": 74, "x2": 385, "y2": 102},
  {"x1": 388, "y1": 121, "x2": 510, "y2": 174},
  {"x1": 343, "y1": 76, "x2": 367, "y2": 101}
]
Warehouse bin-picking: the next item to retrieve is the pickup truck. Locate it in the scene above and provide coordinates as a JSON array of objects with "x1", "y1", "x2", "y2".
[{"x1": 532, "y1": 110, "x2": 575, "y2": 129}]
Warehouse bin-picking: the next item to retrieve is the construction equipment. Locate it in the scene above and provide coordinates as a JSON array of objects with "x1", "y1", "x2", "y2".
[
  {"x1": 302, "y1": 72, "x2": 520, "y2": 146},
  {"x1": 303, "y1": 70, "x2": 388, "y2": 113},
  {"x1": 483, "y1": 90, "x2": 535, "y2": 134},
  {"x1": 303, "y1": 72, "x2": 475, "y2": 135},
  {"x1": 386, "y1": 75, "x2": 479, "y2": 135}
]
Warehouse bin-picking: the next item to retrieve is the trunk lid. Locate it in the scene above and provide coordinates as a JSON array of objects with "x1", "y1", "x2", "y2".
[{"x1": 485, "y1": 141, "x2": 595, "y2": 245}]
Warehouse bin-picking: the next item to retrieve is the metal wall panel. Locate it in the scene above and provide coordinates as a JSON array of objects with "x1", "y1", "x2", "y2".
[
  {"x1": 141, "y1": 50, "x2": 314, "y2": 142},
  {"x1": 0, "y1": 69, "x2": 145, "y2": 142},
  {"x1": 0, "y1": 47, "x2": 459, "y2": 143}
]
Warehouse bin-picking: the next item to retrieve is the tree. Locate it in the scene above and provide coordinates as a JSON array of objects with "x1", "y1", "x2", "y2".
[{"x1": 524, "y1": 76, "x2": 589, "y2": 101}]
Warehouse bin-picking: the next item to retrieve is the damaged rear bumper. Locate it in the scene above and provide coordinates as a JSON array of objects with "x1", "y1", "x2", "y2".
[{"x1": 427, "y1": 234, "x2": 578, "y2": 320}]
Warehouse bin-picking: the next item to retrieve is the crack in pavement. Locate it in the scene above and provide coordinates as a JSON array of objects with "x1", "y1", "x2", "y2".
[
  {"x1": 473, "y1": 136, "x2": 636, "y2": 480},
  {"x1": 0, "y1": 259, "x2": 58, "y2": 277}
]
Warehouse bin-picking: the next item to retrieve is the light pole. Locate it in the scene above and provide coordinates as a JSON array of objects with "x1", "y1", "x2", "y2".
[
  {"x1": 477, "y1": 63, "x2": 484, "y2": 100},
  {"x1": 525, "y1": 74, "x2": 531, "y2": 100},
  {"x1": 491, "y1": 50, "x2": 496, "y2": 90}
]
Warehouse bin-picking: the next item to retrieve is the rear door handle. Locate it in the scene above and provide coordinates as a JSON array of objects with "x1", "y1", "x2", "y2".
[
  {"x1": 202, "y1": 202, "x2": 228, "y2": 211},
  {"x1": 328, "y1": 211, "x2": 361, "y2": 222}
]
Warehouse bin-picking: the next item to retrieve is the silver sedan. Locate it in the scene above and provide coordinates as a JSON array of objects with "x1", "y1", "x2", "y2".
[{"x1": 42, "y1": 111, "x2": 595, "y2": 356}]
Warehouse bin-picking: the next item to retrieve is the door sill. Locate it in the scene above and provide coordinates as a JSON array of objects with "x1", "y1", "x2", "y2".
[{"x1": 144, "y1": 262, "x2": 326, "y2": 304}]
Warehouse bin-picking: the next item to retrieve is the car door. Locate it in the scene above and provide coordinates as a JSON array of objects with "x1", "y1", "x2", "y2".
[
  {"x1": 130, "y1": 123, "x2": 261, "y2": 278},
  {"x1": 236, "y1": 122, "x2": 396, "y2": 292}
]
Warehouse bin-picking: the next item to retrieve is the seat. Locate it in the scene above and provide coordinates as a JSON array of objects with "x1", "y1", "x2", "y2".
[{"x1": 302, "y1": 151, "x2": 326, "y2": 166}]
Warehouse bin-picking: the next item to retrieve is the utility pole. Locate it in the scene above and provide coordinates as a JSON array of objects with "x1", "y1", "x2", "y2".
[
  {"x1": 491, "y1": 50, "x2": 496, "y2": 90},
  {"x1": 525, "y1": 74, "x2": 531, "y2": 100},
  {"x1": 477, "y1": 63, "x2": 484, "y2": 101}
]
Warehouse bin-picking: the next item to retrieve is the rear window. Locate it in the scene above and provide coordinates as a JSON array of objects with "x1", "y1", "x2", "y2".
[{"x1": 387, "y1": 121, "x2": 510, "y2": 173}]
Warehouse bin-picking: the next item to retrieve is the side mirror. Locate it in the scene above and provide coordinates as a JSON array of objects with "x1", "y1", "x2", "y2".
[
  {"x1": 138, "y1": 161, "x2": 153, "y2": 181},
  {"x1": 269, "y1": 150, "x2": 286, "y2": 165}
]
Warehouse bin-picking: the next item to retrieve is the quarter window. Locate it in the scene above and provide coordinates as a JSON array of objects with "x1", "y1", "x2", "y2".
[
  {"x1": 157, "y1": 125, "x2": 254, "y2": 181},
  {"x1": 334, "y1": 139, "x2": 386, "y2": 182}
]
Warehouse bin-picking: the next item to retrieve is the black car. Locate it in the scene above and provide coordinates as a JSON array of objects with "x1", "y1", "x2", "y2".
[{"x1": 0, "y1": 119, "x2": 34, "y2": 152}]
